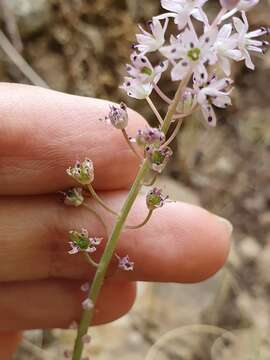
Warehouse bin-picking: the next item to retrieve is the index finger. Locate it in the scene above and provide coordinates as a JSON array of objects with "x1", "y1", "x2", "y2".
[{"x1": 0, "y1": 83, "x2": 145, "y2": 195}]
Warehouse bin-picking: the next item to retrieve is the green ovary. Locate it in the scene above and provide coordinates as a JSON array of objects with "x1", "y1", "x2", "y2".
[
  {"x1": 141, "y1": 66, "x2": 153, "y2": 76},
  {"x1": 147, "y1": 194, "x2": 161, "y2": 207},
  {"x1": 187, "y1": 48, "x2": 200, "y2": 61},
  {"x1": 75, "y1": 237, "x2": 89, "y2": 250},
  {"x1": 151, "y1": 151, "x2": 165, "y2": 165}
]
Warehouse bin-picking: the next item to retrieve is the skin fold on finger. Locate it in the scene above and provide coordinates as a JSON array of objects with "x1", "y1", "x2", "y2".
[
  {"x1": 0, "y1": 192, "x2": 231, "y2": 283},
  {"x1": 0, "y1": 83, "x2": 145, "y2": 195},
  {"x1": 0, "y1": 331, "x2": 22, "y2": 360},
  {"x1": 0, "y1": 279, "x2": 136, "y2": 331}
]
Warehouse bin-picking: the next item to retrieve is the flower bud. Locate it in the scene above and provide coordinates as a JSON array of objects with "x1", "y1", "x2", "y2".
[
  {"x1": 219, "y1": 0, "x2": 240, "y2": 9},
  {"x1": 82, "y1": 298, "x2": 94, "y2": 310},
  {"x1": 80, "y1": 282, "x2": 90, "y2": 292},
  {"x1": 177, "y1": 88, "x2": 194, "y2": 114},
  {"x1": 64, "y1": 187, "x2": 84, "y2": 207},
  {"x1": 116, "y1": 255, "x2": 134, "y2": 271},
  {"x1": 67, "y1": 159, "x2": 94, "y2": 185},
  {"x1": 105, "y1": 102, "x2": 128, "y2": 129},
  {"x1": 146, "y1": 145, "x2": 173, "y2": 173},
  {"x1": 82, "y1": 334, "x2": 92, "y2": 344},
  {"x1": 146, "y1": 188, "x2": 168, "y2": 210},
  {"x1": 136, "y1": 127, "x2": 165, "y2": 146}
]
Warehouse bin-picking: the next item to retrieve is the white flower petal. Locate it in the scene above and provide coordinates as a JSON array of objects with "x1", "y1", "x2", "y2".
[
  {"x1": 201, "y1": 103, "x2": 217, "y2": 127},
  {"x1": 171, "y1": 60, "x2": 190, "y2": 81},
  {"x1": 161, "y1": 0, "x2": 184, "y2": 13}
]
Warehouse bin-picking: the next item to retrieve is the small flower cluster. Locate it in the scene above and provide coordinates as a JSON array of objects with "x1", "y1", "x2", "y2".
[
  {"x1": 68, "y1": 228, "x2": 102, "y2": 255},
  {"x1": 136, "y1": 127, "x2": 165, "y2": 146},
  {"x1": 121, "y1": 0, "x2": 269, "y2": 125},
  {"x1": 63, "y1": 187, "x2": 84, "y2": 207},
  {"x1": 145, "y1": 144, "x2": 173, "y2": 173},
  {"x1": 146, "y1": 187, "x2": 169, "y2": 210},
  {"x1": 67, "y1": 159, "x2": 94, "y2": 185},
  {"x1": 116, "y1": 254, "x2": 134, "y2": 271},
  {"x1": 101, "y1": 102, "x2": 129, "y2": 129}
]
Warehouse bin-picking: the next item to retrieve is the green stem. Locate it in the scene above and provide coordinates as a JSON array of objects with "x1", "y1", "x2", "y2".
[
  {"x1": 142, "y1": 173, "x2": 157, "y2": 186},
  {"x1": 87, "y1": 184, "x2": 119, "y2": 216},
  {"x1": 126, "y1": 209, "x2": 153, "y2": 229},
  {"x1": 84, "y1": 253, "x2": 99, "y2": 268},
  {"x1": 121, "y1": 129, "x2": 143, "y2": 161},
  {"x1": 72, "y1": 160, "x2": 149, "y2": 359},
  {"x1": 72, "y1": 71, "x2": 192, "y2": 360},
  {"x1": 82, "y1": 203, "x2": 108, "y2": 235}
]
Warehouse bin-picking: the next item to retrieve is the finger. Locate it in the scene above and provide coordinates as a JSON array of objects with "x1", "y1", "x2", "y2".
[
  {"x1": 0, "y1": 279, "x2": 136, "y2": 331},
  {"x1": 0, "y1": 83, "x2": 145, "y2": 195},
  {"x1": 0, "y1": 331, "x2": 22, "y2": 359},
  {"x1": 0, "y1": 192, "x2": 231, "y2": 283}
]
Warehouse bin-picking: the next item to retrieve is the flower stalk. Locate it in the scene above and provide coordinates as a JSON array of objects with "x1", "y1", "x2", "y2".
[
  {"x1": 87, "y1": 184, "x2": 119, "y2": 216},
  {"x1": 126, "y1": 209, "x2": 154, "y2": 229},
  {"x1": 71, "y1": 74, "x2": 191, "y2": 360},
  {"x1": 63, "y1": 1, "x2": 269, "y2": 358}
]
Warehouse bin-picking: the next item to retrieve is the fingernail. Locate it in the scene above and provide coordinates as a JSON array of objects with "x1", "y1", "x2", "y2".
[{"x1": 216, "y1": 216, "x2": 233, "y2": 236}]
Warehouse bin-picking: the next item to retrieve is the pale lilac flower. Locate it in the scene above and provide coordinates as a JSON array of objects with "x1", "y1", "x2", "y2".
[
  {"x1": 195, "y1": 75, "x2": 233, "y2": 126},
  {"x1": 68, "y1": 229, "x2": 102, "y2": 255},
  {"x1": 80, "y1": 282, "x2": 90, "y2": 292},
  {"x1": 82, "y1": 334, "x2": 92, "y2": 344},
  {"x1": 121, "y1": 52, "x2": 168, "y2": 99},
  {"x1": 67, "y1": 159, "x2": 94, "y2": 185},
  {"x1": 136, "y1": 18, "x2": 168, "y2": 54},
  {"x1": 233, "y1": 13, "x2": 269, "y2": 70},
  {"x1": 101, "y1": 102, "x2": 128, "y2": 129},
  {"x1": 145, "y1": 145, "x2": 173, "y2": 173},
  {"x1": 221, "y1": 0, "x2": 260, "y2": 21},
  {"x1": 220, "y1": 0, "x2": 240, "y2": 10},
  {"x1": 160, "y1": 28, "x2": 217, "y2": 81},
  {"x1": 64, "y1": 187, "x2": 84, "y2": 207},
  {"x1": 82, "y1": 298, "x2": 94, "y2": 310},
  {"x1": 121, "y1": 79, "x2": 153, "y2": 99},
  {"x1": 136, "y1": 127, "x2": 165, "y2": 146},
  {"x1": 237, "y1": 0, "x2": 259, "y2": 10},
  {"x1": 146, "y1": 188, "x2": 169, "y2": 210},
  {"x1": 160, "y1": 0, "x2": 208, "y2": 30},
  {"x1": 116, "y1": 255, "x2": 134, "y2": 271},
  {"x1": 213, "y1": 23, "x2": 242, "y2": 75}
]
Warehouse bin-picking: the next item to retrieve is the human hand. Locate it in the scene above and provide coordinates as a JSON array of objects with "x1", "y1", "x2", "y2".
[{"x1": 0, "y1": 83, "x2": 231, "y2": 359}]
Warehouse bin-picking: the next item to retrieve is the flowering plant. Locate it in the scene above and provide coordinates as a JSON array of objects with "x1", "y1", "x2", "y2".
[{"x1": 62, "y1": 1, "x2": 269, "y2": 359}]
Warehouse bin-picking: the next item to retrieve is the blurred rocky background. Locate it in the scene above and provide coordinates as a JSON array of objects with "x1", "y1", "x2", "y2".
[{"x1": 0, "y1": 0, "x2": 269, "y2": 359}]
